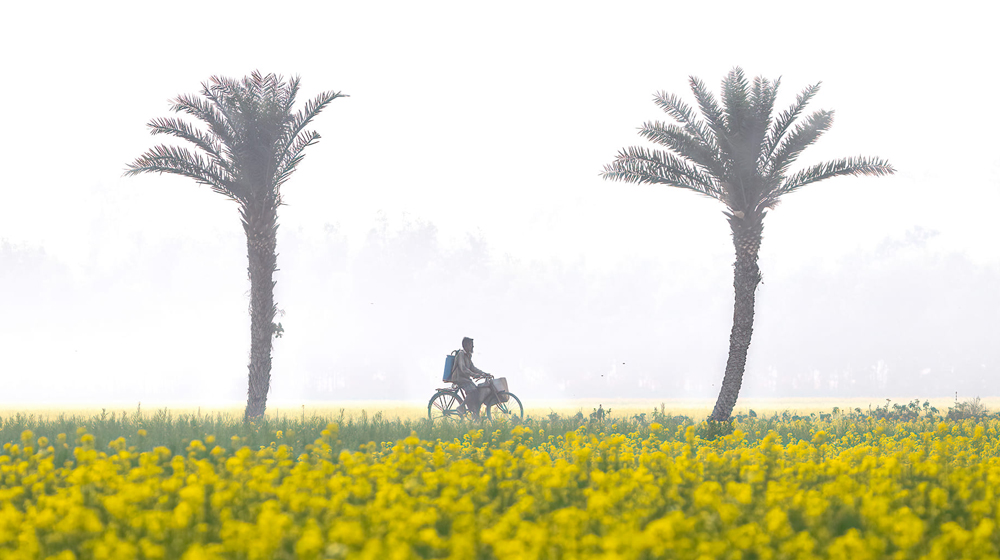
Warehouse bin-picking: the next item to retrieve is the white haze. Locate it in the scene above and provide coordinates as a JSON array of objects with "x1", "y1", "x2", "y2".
[
  {"x1": 3, "y1": 212, "x2": 997, "y2": 404},
  {"x1": 0, "y1": 1, "x2": 997, "y2": 405}
]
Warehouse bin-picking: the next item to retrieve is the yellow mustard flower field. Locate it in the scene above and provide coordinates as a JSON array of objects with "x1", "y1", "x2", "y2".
[{"x1": 1, "y1": 404, "x2": 999, "y2": 559}]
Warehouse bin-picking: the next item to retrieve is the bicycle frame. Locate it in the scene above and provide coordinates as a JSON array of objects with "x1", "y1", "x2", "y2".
[
  {"x1": 429, "y1": 375, "x2": 522, "y2": 422},
  {"x1": 448, "y1": 376, "x2": 502, "y2": 409}
]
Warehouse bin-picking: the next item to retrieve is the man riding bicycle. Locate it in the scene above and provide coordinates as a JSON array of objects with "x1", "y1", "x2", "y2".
[
  {"x1": 429, "y1": 337, "x2": 522, "y2": 422},
  {"x1": 452, "y1": 336, "x2": 490, "y2": 418}
]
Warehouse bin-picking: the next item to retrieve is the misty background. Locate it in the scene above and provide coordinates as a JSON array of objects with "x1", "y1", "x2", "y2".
[
  {"x1": 1, "y1": 1, "x2": 997, "y2": 404},
  {"x1": 3, "y1": 207, "x2": 996, "y2": 403}
]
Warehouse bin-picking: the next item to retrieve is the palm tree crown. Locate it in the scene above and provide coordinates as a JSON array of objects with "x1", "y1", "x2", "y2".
[
  {"x1": 602, "y1": 67, "x2": 894, "y2": 219},
  {"x1": 126, "y1": 71, "x2": 346, "y2": 203}
]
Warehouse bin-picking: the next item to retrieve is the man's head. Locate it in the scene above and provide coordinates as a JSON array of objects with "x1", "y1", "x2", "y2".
[{"x1": 462, "y1": 337, "x2": 473, "y2": 353}]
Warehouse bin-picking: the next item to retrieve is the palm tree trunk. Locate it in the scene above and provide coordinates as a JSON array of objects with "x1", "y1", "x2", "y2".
[
  {"x1": 242, "y1": 197, "x2": 279, "y2": 421},
  {"x1": 710, "y1": 217, "x2": 763, "y2": 422}
]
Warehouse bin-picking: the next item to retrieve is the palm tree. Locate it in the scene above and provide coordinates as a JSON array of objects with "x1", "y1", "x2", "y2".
[
  {"x1": 125, "y1": 71, "x2": 347, "y2": 420},
  {"x1": 602, "y1": 67, "x2": 895, "y2": 422}
]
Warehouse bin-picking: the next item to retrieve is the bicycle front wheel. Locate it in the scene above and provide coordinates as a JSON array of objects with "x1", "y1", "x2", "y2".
[
  {"x1": 486, "y1": 392, "x2": 523, "y2": 421},
  {"x1": 428, "y1": 390, "x2": 464, "y2": 422}
]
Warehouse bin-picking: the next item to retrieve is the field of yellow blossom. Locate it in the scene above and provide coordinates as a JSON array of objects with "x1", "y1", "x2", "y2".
[{"x1": 2, "y1": 401, "x2": 999, "y2": 559}]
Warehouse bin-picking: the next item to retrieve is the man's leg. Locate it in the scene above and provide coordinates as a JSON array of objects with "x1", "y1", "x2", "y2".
[
  {"x1": 457, "y1": 381, "x2": 477, "y2": 416},
  {"x1": 465, "y1": 384, "x2": 484, "y2": 418}
]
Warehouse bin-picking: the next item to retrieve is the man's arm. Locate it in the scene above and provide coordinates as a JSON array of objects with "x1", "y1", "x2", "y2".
[
  {"x1": 467, "y1": 356, "x2": 488, "y2": 377},
  {"x1": 457, "y1": 351, "x2": 488, "y2": 378}
]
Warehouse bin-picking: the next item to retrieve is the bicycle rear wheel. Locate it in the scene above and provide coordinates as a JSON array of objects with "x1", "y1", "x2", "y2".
[
  {"x1": 428, "y1": 390, "x2": 464, "y2": 422},
  {"x1": 486, "y1": 392, "x2": 523, "y2": 421}
]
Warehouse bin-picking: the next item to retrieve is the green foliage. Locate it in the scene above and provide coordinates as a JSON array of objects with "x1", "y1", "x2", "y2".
[
  {"x1": 865, "y1": 398, "x2": 941, "y2": 421},
  {"x1": 697, "y1": 418, "x2": 735, "y2": 440},
  {"x1": 590, "y1": 404, "x2": 611, "y2": 421},
  {"x1": 4, "y1": 399, "x2": 993, "y2": 466},
  {"x1": 948, "y1": 396, "x2": 989, "y2": 420}
]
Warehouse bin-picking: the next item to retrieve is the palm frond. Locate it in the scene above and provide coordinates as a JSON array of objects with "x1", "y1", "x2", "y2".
[
  {"x1": 274, "y1": 131, "x2": 320, "y2": 188},
  {"x1": 252, "y1": 71, "x2": 282, "y2": 106},
  {"x1": 638, "y1": 121, "x2": 723, "y2": 176},
  {"x1": 601, "y1": 146, "x2": 723, "y2": 200},
  {"x1": 652, "y1": 91, "x2": 719, "y2": 152},
  {"x1": 170, "y1": 93, "x2": 238, "y2": 153},
  {"x1": 203, "y1": 76, "x2": 245, "y2": 145},
  {"x1": 279, "y1": 75, "x2": 303, "y2": 125},
  {"x1": 652, "y1": 91, "x2": 701, "y2": 127},
  {"x1": 750, "y1": 76, "x2": 779, "y2": 170},
  {"x1": 147, "y1": 117, "x2": 230, "y2": 172},
  {"x1": 275, "y1": 90, "x2": 348, "y2": 172},
  {"x1": 248, "y1": 72, "x2": 290, "y2": 133},
  {"x1": 688, "y1": 77, "x2": 726, "y2": 133},
  {"x1": 767, "y1": 156, "x2": 896, "y2": 202},
  {"x1": 723, "y1": 69, "x2": 773, "y2": 183},
  {"x1": 750, "y1": 77, "x2": 778, "y2": 126},
  {"x1": 766, "y1": 110, "x2": 834, "y2": 179},
  {"x1": 124, "y1": 144, "x2": 243, "y2": 202},
  {"x1": 761, "y1": 82, "x2": 821, "y2": 164},
  {"x1": 721, "y1": 67, "x2": 751, "y2": 138},
  {"x1": 689, "y1": 76, "x2": 736, "y2": 175}
]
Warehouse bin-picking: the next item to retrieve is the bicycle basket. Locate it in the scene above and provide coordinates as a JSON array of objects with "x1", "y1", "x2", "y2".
[{"x1": 491, "y1": 377, "x2": 509, "y2": 402}]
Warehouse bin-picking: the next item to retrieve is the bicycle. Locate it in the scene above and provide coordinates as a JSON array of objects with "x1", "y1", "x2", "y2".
[{"x1": 428, "y1": 373, "x2": 523, "y2": 422}]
